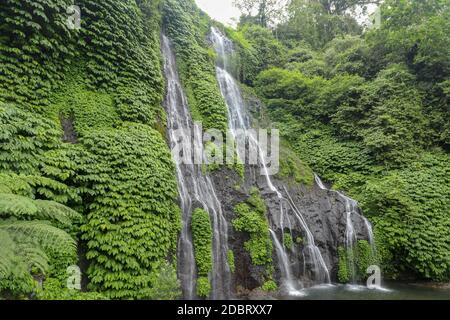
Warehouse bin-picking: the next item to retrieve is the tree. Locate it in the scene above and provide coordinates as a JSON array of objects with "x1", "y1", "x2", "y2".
[
  {"x1": 365, "y1": 0, "x2": 450, "y2": 147},
  {"x1": 278, "y1": 0, "x2": 364, "y2": 48},
  {"x1": 233, "y1": 0, "x2": 289, "y2": 27},
  {"x1": 316, "y1": 0, "x2": 381, "y2": 15}
]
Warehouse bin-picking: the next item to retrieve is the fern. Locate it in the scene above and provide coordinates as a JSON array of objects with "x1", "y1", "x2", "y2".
[
  {"x1": 1, "y1": 220, "x2": 77, "y2": 254},
  {"x1": 0, "y1": 0, "x2": 181, "y2": 299},
  {"x1": 0, "y1": 193, "x2": 81, "y2": 226},
  {"x1": 0, "y1": 193, "x2": 37, "y2": 218},
  {"x1": 34, "y1": 200, "x2": 81, "y2": 226},
  {"x1": 0, "y1": 192, "x2": 80, "y2": 296},
  {"x1": 0, "y1": 230, "x2": 17, "y2": 278}
]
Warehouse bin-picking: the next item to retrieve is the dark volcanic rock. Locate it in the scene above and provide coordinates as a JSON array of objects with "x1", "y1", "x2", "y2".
[{"x1": 210, "y1": 165, "x2": 371, "y2": 292}]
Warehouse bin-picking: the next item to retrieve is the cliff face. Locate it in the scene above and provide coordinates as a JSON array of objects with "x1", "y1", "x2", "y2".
[
  {"x1": 204, "y1": 26, "x2": 374, "y2": 297},
  {"x1": 211, "y1": 165, "x2": 371, "y2": 295}
]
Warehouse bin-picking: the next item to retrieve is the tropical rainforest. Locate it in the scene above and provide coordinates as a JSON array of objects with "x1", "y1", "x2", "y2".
[{"x1": 0, "y1": 0, "x2": 449, "y2": 300}]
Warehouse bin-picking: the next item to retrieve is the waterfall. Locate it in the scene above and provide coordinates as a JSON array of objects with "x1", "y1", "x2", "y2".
[
  {"x1": 162, "y1": 35, "x2": 231, "y2": 299},
  {"x1": 210, "y1": 27, "x2": 330, "y2": 291},
  {"x1": 269, "y1": 229, "x2": 305, "y2": 296},
  {"x1": 314, "y1": 173, "x2": 378, "y2": 283},
  {"x1": 340, "y1": 193, "x2": 358, "y2": 283},
  {"x1": 363, "y1": 217, "x2": 377, "y2": 257}
]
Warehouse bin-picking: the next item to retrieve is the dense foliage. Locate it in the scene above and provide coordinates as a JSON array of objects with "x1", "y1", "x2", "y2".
[
  {"x1": 0, "y1": 193, "x2": 80, "y2": 296},
  {"x1": 232, "y1": 0, "x2": 450, "y2": 281},
  {"x1": 191, "y1": 208, "x2": 213, "y2": 298},
  {"x1": 0, "y1": 0, "x2": 76, "y2": 110},
  {"x1": 0, "y1": 0, "x2": 181, "y2": 299},
  {"x1": 233, "y1": 188, "x2": 273, "y2": 268},
  {"x1": 338, "y1": 240, "x2": 377, "y2": 283},
  {"x1": 163, "y1": 0, "x2": 228, "y2": 133},
  {"x1": 78, "y1": 124, "x2": 181, "y2": 299},
  {"x1": 1, "y1": 0, "x2": 448, "y2": 300}
]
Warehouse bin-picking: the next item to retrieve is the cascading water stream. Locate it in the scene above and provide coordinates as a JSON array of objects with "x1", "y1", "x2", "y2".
[
  {"x1": 314, "y1": 174, "x2": 378, "y2": 283},
  {"x1": 210, "y1": 27, "x2": 330, "y2": 291},
  {"x1": 269, "y1": 229, "x2": 304, "y2": 296},
  {"x1": 162, "y1": 35, "x2": 231, "y2": 299},
  {"x1": 340, "y1": 193, "x2": 358, "y2": 283}
]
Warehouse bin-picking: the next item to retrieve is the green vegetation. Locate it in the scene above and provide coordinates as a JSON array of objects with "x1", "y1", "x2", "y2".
[
  {"x1": 337, "y1": 247, "x2": 350, "y2": 283},
  {"x1": 0, "y1": 193, "x2": 81, "y2": 297},
  {"x1": 0, "y1": 0, "x2": 181, "y2": 299},
  {"x1": 338, "y1": 241, "x2": 378, "y2": 283},
  {"x1": 196, "y1": 276, "x2": 212, "y2": 298},
  {"x1": 278, "y1": 144, "x2": 314, "y2": 186},
  {"x1": 226, "y1": 24, "x2": 286, "y2": 86},
  {"x1": 191, "y1": 208, "x2": 213, "y2": 298},
  {"x1": 79, "y1": 124, "x2": 181, "y2": 299},
  {"x1": 261, "y1": 280, "x2": 278, "y2": 292},
  {"x1": 36, "y1": 278, "x2": 108, "y2": 300},
  {"x1": 233, "y1": 0, "x2": 450, "y2": 282},
  {"x1": 227, "y1": 250, "x2": 236, "y2": 273},
  {"x1": 163, "y1": 0, "x2": 228, "y2": 133},
  {"x1": 146, "y1": 262, "x2": 181, "y2": 300},
  {"x1": 1, "y1": 0, "x2": 449, "y2": 300},
  {"x1": 283, "y1": 233, "x2": 293, "y2": 250},
  {"x1": 233, "y1": 188, "x2": 273, "y2": 268}
]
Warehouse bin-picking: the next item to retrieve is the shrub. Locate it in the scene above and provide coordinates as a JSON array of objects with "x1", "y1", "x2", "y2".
[
  {"x1": 191, "y1": 208, "x2": 213, "y2": 298},
  {"x1": 261, "y1": 280, "x2": 278, "y2": 292},
  {"x1": 233, "y1": 189, "x2": 273, "y2": 267},
  {"x1": 196, "y1": 276, "x2": 211, "y2": 298}
]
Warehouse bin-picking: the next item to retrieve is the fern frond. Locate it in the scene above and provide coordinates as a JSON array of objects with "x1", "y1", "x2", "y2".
[
  {"x1": 0, "y1": 185, "x2": 12, "y2": 193},
  {"x1": 0, "y1": 220, "x2": 77, "y2": 255},
  {"x1": 0, "y1": 230, "x2": 40, "y2": 294},
  {"x1": 0, "y1": 173, "x2": 33, "y2": 197},
  {"x1": 0, "y1": 193, "x2": 38, "y2": 218},
  {"x1": 0, "y1": 230, "x2": 17, "y2": 278},
  {"x1": 34, "y1": 200, "x2": 82, "y2": 226},
  {"x1": 0, "y1": 193, "x2": 81, "y2": 226},
  {"x1": 16, "y1": 241, "x2": 49, "y2": 274}
]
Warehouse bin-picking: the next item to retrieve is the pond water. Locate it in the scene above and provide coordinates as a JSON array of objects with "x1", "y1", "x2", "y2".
[{"x1": 281, "y1": 282, "x2": 450, "y2": 300}]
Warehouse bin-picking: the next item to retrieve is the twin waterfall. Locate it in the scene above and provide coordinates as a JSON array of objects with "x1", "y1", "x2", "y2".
[{"x1": 162, "y1": 28, "x2": 377, "y2": 299}]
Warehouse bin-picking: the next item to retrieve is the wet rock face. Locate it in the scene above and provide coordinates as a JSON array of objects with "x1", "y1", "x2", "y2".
[
  {"x1": 269, "y1": 177, "x2": 371, "y2": 284},
  {"x1": 210, "y1": 165, "x2": 371, "y2": 292}
]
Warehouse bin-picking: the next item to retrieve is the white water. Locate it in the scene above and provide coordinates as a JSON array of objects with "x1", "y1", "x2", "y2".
[
  {"x1": 314, "y1": 173, "x2": 378, "y2": 283},
  {"x1": 162, "y1": 35, "x2": 231, "y2": 299},
  {"x1": 340, "y1": 192, "x2": 358, "y2": 282},
  {"x1": 211, "y1": 27, "x2": 330, "y2": 291},
  {"x1": 269, "y1": 229, "x2": 304, "y2": 295}
]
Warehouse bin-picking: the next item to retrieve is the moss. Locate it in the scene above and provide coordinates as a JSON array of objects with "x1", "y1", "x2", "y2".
[{"x1": 227, "y1": 250, "x2": 235, "y2": 273}]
